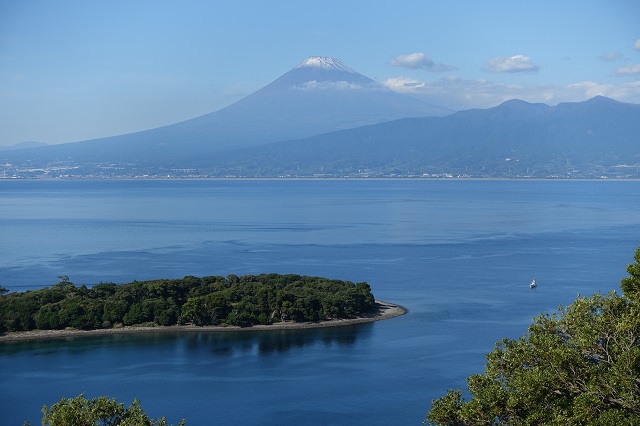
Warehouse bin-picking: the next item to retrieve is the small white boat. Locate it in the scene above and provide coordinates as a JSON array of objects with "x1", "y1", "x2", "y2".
[{"x1": 530, "y1": 279, "x2": 537, "y2": 289}]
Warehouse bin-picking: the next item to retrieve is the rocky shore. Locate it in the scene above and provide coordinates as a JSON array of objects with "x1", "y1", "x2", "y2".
[{"x1": 0, "y1": 301, "x2": 406, "y2": 343}]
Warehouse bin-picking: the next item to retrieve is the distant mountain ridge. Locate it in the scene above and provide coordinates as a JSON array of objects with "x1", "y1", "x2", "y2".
[{"x1": 191, "y1": 96, "x2": 640, "y2": 178}]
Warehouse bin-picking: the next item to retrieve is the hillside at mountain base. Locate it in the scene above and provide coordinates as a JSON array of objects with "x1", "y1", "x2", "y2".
[{"x1": 194, "y1": 95, "x2": 640, "y2": 179}]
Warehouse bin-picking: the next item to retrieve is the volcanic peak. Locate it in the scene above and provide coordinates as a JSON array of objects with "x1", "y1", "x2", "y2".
[{"x1": 295, "y1": 56, "x2": 356, "y2": 73}]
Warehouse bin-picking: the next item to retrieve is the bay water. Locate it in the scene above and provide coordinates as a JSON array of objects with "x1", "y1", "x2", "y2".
[{"x1": 1, "y1": 179, "x2": 639, "y2": 425}]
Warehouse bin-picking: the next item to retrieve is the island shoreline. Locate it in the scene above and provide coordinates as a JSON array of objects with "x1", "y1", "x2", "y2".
[{"x1": 0, "y1": 301, "x2": 406, "y2": 343}]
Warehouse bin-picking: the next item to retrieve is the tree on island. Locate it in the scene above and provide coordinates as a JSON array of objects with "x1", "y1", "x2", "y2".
[
  {"x1": 0, "y1": 274, "x2": 377, "y2": 332},
  {"x1": 32, "y1": 394, "x2": 185, "y2": 425},
  {"x1": 425, "y1": 246, "x2": 640, "y2": 425}
]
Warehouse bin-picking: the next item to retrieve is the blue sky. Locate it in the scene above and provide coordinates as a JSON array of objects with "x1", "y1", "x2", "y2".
[{"x1": 1, "y1": 0, "x2": 639, "y2": 146}]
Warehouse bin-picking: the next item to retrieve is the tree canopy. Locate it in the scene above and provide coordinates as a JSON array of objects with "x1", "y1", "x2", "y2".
[
  {"x1": 36, "y1": 393, "x2": 185, "y2": 426},
  {"x1": 425, "y1": 246, "x2": 640, "y2": 425},
  {"x1": 0, "y1": 274, "x2": 377, "y2": 332}
]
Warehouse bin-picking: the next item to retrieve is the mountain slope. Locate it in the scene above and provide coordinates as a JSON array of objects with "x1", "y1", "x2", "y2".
[
  {"x1": 194, "y1": 96, "x2": 640, "y2": 178},
  {"x1": 2, "y1": 57, "x2": 449, "y2": 164}
]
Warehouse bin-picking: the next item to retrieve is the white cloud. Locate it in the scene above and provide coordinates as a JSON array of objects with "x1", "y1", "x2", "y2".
[
  {"x1": 383, "y1": 76, "x2": 430, "y2": 92},
  {"x1": 486, "y1": 55, "x2": 540, "y2": 73},
  {"x1": 567, "y1": 81, "x2": 610, "y2": 98},
  {"x1": 635, "y1": 39, "x2": 640, "y2": 50},
  {"x1": 383, "y1": 75, "x2": 640, "y2": 111},
  {"x1": 614, "y1": 64, "x2": 640, "y2": 76},
  {"x1": 390, "y1": 53, "x2": 432, "y2": 69},
  {"x1": 389, "y1": 52, "x2": 457, "y2": 72}
]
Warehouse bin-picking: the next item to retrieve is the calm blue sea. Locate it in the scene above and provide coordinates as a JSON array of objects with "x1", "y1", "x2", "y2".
[{"x1": 1, "y1": 179, "x2": 639, "y2": 425}]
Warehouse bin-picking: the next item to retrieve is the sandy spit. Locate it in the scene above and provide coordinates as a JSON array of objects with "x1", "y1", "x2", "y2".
[{"x1": 0, "y1": 301, "x2": 406, "y2": 343}]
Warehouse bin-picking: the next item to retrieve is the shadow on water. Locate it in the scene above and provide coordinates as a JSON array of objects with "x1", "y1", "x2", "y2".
[
  {"x1": 200, "y1": 324, "x2": 371, "y2": 357},
  {"x1": 0, "y1": 323, "x2": 374, "y2": 359}
]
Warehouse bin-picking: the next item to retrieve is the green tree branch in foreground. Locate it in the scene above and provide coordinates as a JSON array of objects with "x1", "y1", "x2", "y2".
[
  {"x1": 425, "y1": 245, "x2": 640, "y2": 425},
  {"x1": 37, "y1": 394, "x2": 185, "y2": 426}
]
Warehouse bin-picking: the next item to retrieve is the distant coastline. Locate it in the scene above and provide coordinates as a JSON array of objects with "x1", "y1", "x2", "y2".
[
  {"x1": 0, "y1": 301, "x2": 406, "y2": 343},
  {"x1": 2, "y1": 176, "x2": 639, "y2": 182}
]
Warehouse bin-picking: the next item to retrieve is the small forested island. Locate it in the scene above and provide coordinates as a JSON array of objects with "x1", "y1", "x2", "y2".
[{"x1": 0, "y1": 274, "x2": 403, "y2": 340}]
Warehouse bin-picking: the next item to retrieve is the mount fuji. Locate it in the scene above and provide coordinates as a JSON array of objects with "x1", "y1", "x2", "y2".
[{"x1": 5, "y1": 57, "x2": 449, "y2": 164}]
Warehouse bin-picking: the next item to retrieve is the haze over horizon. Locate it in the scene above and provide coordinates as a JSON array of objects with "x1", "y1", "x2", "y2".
[{"x1": 1, "y1": 0, "x2": 639, "y2": 147}]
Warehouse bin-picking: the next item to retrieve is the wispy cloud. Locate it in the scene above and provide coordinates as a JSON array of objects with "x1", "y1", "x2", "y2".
[
  {"x1": 292, "y1": 80, "x2": 377, "y2": 91},
  {"x1": 383, "y1": 76, "x2": 432, "y2": 92},
  {"x1": 614, "y1": 64, "x2": 640, "y2": 76},
  {"x1": 635, "y1": 39, "x2": 640, "y2": 50},
  {"x1": 383, "y1": 75, "x2": 640, "y2": 111},
  {"x1": 486, "y1": 55, "x2": 540, "y2": 73},
  {"x1": 598, "y1": 52, "x2": 623, "y2": 62},
  {"x1": 389, "y1": 52, "x2": 457, "y2": 72},
  {"x1": 383, "y1": 75, "x2": 550, "y2": 109},
  {"x1": 568, "y1": 80, "x2": 640, "y2": 100}
]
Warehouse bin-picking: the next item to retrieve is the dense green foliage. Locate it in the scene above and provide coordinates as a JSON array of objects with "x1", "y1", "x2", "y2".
[
  {"x1": 425, "y1": 246, "x2": 640, "y2": 425},
  {"x1": 0, "y1": 274, "x2": 376, "y2": 332},
  {"x1": 37, "y1": 394, "x2": 185, "y2": 425}
]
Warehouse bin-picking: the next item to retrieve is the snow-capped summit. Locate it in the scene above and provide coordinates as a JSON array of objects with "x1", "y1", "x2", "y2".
[
  {"x1": 266, "y1": 56, "x2": 375, "y2": 89},
  {"x1": 295, "y1": 56, "x2": 356, "y2": 73}
]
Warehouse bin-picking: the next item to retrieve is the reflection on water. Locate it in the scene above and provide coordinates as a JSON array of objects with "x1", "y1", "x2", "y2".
[
  {"x1": 184, "y1": 326, "x2": 366, "y2": 357},
  {"x1": 0, "y1": 324, "x2": 371, "y2": 359}
]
